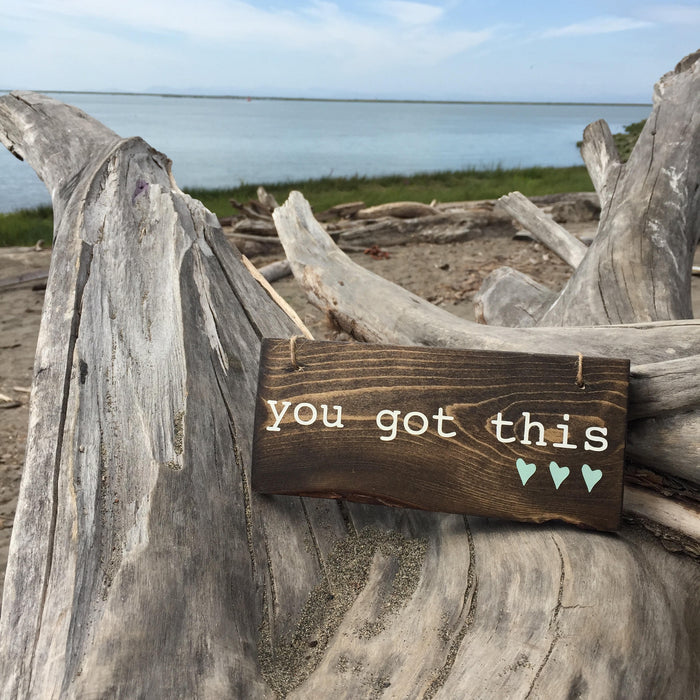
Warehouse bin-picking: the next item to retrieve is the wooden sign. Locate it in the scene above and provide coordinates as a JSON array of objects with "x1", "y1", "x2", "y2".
[{"x1": 252, "y1": 339, "x2": 629, "y2": 531}]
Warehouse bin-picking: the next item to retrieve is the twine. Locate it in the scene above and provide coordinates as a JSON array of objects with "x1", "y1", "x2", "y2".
[
  {"x1": 576, "y1": 352, "x2": 585, "y2": 388},
  {"x1": 290, "y1": 335, "x2": 302, "y2": 371}
]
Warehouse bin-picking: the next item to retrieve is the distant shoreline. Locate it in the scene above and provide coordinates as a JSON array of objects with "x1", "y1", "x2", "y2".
[{"x1": 0, "y1": 89, "x2": 652, "y2": 109}]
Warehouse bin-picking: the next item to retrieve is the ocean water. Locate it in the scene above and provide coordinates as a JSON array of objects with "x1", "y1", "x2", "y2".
[{"x1": 0, "y1": 92, "x2": 651, "y2": 213}]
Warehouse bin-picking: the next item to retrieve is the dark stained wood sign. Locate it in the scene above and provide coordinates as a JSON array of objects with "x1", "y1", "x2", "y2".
[{"x1": 252, "y1": 339, "x2": 629, "y2": 531}]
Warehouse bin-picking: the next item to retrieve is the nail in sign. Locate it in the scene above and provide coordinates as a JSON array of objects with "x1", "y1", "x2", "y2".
[{"x1": 252, "y1": 339, "x2": 629, "y2": 531}]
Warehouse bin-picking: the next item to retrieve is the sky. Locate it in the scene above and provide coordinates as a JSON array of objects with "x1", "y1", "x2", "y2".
[{"x1": 0, "y1": 1, "x2": 698, "y2": 103}]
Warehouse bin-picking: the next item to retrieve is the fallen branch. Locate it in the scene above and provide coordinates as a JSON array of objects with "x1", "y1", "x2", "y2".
[
  {"x1": 628, "y1": 355, "x2": 700, "y2": 420},
  {"x1": 355, "y1": 201, "x2": 440, "y2": 219},
  {"x1": 231, "y1": 218, "x2": 278, "y2": 236},
  {"x1": 256, "y1": 185, "x2": 278, "y2": 211},
  {"x1": 258, "y1": 258, "x2": 292, "y2": 283},
  {"x1": 497, "y1": 191, "x2": 588, "y2": 268},
  {"x1": 273, "y1": 192, "x2": 698, "y2": 363},
  {"x1": 0, "y1": 269, "x2": 49, "y2": 290}
]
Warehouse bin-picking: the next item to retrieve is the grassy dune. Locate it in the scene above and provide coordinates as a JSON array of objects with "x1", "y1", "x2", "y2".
[{"x1": 0, "y1": 165, "x2": 593, "y2": 247}]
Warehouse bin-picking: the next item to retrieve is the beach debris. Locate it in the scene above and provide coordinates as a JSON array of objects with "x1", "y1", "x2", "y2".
[
  {"x1": 221, "y1": 186, "x2": 601, "y2": 262},
  {"x1": 256, "y1": 186, "x2": 279, "y2": 211},
  {"x1": 259, "y1": 259, "x2": 292, "y2": 283},
  {"x1": 363, "y1": 245, "x2": 390, "y2": 259},
  {"x1": 355, "y1": 201, "x2": 440, "y2": 219},
  {"x1": 0, "y1": 269, "x2": 50, "y2": 290},
  {"x1": 314, "y1": 201, "x2": 365, "y2": 222}
]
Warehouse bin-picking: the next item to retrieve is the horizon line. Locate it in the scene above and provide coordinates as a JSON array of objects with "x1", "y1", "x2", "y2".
[{"x1": 0, "y1": 88, "x2": 653, "y2": 108}]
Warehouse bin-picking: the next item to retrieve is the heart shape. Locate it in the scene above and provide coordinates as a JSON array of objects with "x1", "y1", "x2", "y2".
[
  {"x1": 581, "y1": 464, "x2": 603, "y2": 492},
  {"x1": 549, "y1": 461, "x2": 570, "y2": 489},
  {"x1": 516, "y1": 458, "x2": 537, "y2": 485}
]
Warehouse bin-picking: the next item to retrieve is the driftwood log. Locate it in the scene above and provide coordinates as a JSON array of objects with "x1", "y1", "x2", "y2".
[
  {"x1": 0, "y1": 53, "x2": 699, "y2": 700},
  {"x1": 496, "y1": 191, "x2": 587, "y2": 268}
]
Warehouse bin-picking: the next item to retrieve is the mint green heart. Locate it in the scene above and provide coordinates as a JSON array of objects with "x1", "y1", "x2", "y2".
[
  {"x1": 582, "y1": 464, "x2": 603, "y2": 492},
  {"x1": 549, "y1": 461, "x2": 570, "y2": 489},
  {"x1": 516, "y1": 458, "x2": 537, "y2": 485}
]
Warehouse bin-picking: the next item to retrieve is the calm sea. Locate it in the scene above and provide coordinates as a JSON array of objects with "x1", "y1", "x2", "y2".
[{"x1": 0, "y1": 92, "x2": 651, "y2": 213}]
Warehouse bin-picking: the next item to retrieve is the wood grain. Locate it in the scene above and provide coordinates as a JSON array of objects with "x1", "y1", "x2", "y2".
[{"x1": 253, "y1": 339, "x2": 628, "y2": 531}]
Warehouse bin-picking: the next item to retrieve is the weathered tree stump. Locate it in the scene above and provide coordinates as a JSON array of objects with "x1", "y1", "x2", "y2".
[{"x1": 1, "y1": 51, "x2": 699, "y2": 699}]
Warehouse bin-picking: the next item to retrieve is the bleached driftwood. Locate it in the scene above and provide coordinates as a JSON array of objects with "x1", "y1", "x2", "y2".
[
  {"x1": 231, "y1": 218, "x2": 278, "y2": 236},
  {"x1": 229, "y1": 191, "x2": 596, "y2": 263},
  {"x1": 257, "y1": 185, "x2": 279, "y2": 211},
  {"x1": 538, "y1": 54, "x2": 700, "y2": 326},
  {"x1": 486, "y1": 53, "x2": 699, "y2": 329},
  {"x1": 230, "y1": 199, "x2": 275, "y2": 223},
  {"x1": 226, "y1": 232, "x2": 284, "y2": 257},
  {"x1": 1, "y1": 54, "x2": 699, "y2": 700},
  {"x1": 314, "y1": 200, "x2": 365, "y2": 221},
  {"x1": 259, "y1": 258, "x2": 293, "y2": 283},
  {"x1": 578, "y1": 119, "x2": 622, "y2": 211},
  {"x1": 496, "y1": 191, "x2": 588, "y2": 268},
  {"x1": 333, "y1": 214, "x2": 472, "y2": 247},
  {"x1": 0, "y1": 268, "x2": 49, "y2": 290},
  {"x1": 628, "y1": 355, "x2": 700, "y2": 420},
  {"x1": 355, "y1": 201, "x2": 440, "y2": 219},
  {"x1": 472, "y1": 266, "x2": 557, "y2": 327},
  {"x1": 0, "y1": 90, "x2": 305, "y2": 697}
]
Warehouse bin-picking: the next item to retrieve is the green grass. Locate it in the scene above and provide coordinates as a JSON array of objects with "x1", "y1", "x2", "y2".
[
  {"x1": 188, "y1": 165, "x2": 593, "y2": 219},
  {"x1": 612, "y1": 120, "x2": 646, "y2": 162},
  {"x1": 0, "y1": 205, "x2": 53, "y2": 247},
  {"x1": 1, "y1": 165, "x2": 593, "y2": 247}
]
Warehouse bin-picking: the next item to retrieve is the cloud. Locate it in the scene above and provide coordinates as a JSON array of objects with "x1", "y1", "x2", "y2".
[
  {"x1": 373, "y1": 1, "x2": 444, "y2": 25},
  {"x1": 12, "y1": 0, "x2": 289, "y2": 42},
  {"x1": 3, "y1": 0, "x2": 450, "y2": 45},
  {"x1": 640, "y1": 3, "x2": 700, "y2": 25},
  {"x1": 2, "y1": 0, "x2": 489, "y2": 54},
  {"x1": 1, "y1": 0, "x2": 495, "y2": 84},
  {"x1": 541, "y1": 15, "x2": 653, "y2": 38}
]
